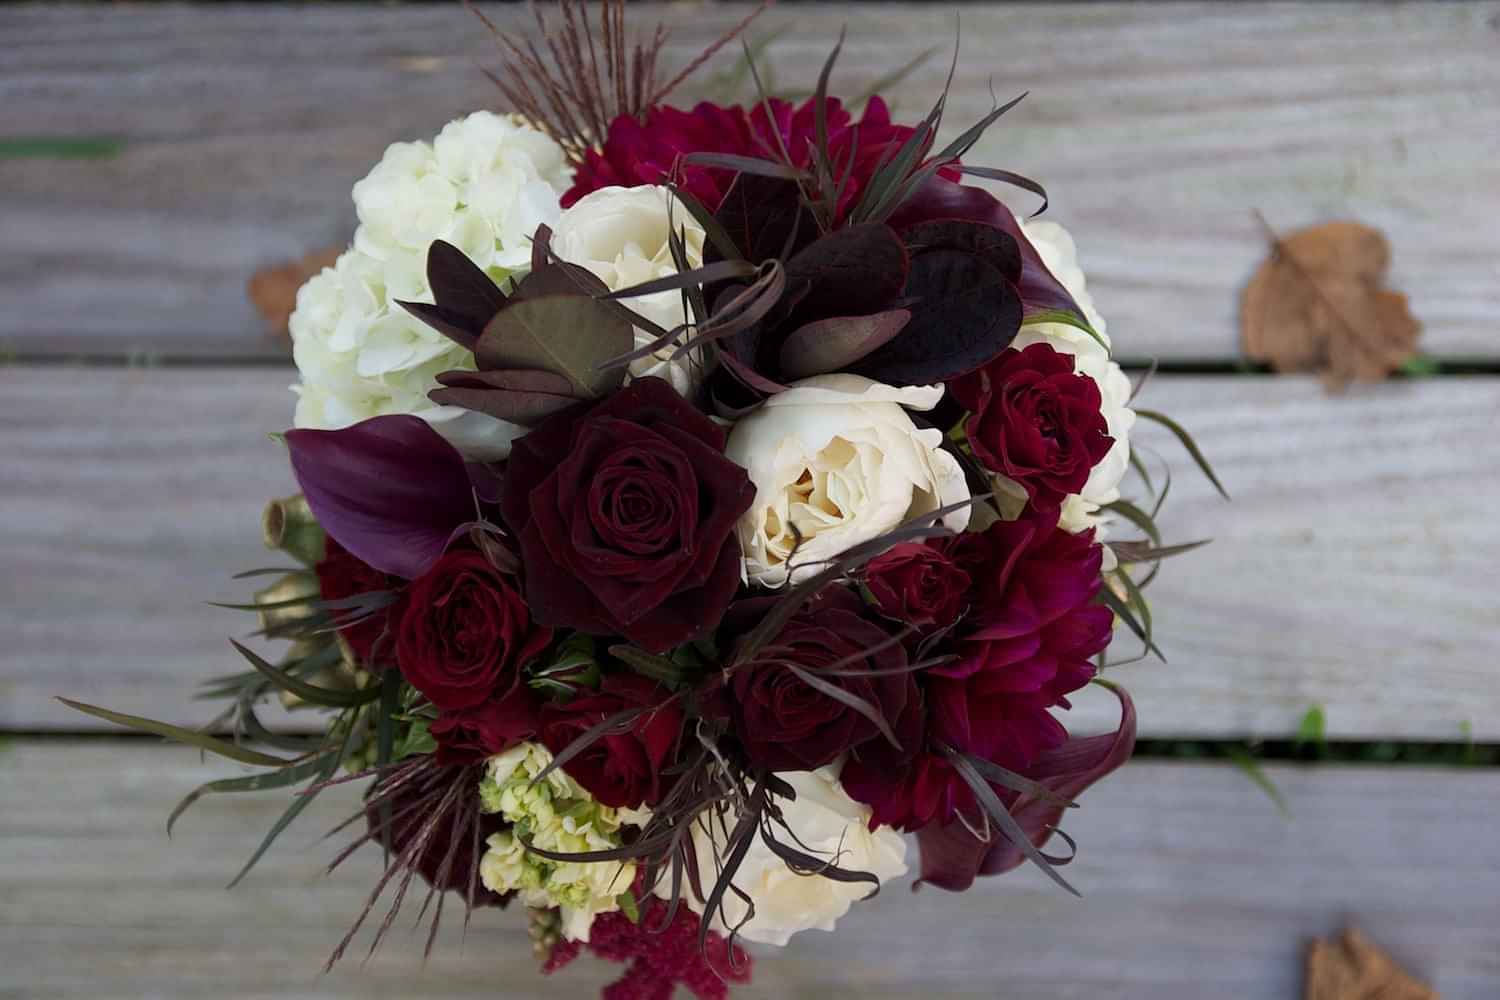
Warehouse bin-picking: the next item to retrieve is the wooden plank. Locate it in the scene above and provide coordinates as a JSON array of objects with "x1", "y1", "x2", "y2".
[
  {"x1": 3, "y1": 3, "x2": 1498, "y2": 360},
  {"x1": 3, "y1": 366, "x2": 1498, "y2": 740},
  {"x1": 3, "y1": 742, "x2": 1497, "y2": 998}
]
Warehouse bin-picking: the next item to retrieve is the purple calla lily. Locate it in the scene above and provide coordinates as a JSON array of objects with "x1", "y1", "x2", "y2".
[{"x1": 285, "y1": 416, "x2": 477, "y2": 580}]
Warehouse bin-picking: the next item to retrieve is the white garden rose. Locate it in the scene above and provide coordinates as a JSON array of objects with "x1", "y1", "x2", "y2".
[
  {"x1": 657, "y1": 766, "x2": 908, "y2": 947},
  {"x1": 289, "y1": 111, "x2": 570, "y2": 461},
  {"x1": 550, "y1": 185, "x2": 708, "y2": 397},
  {"x1": 1015, "y1": 216, "x2": 1136, "y2": 533},
  {"x1": 725, "y1": 374, "x2": 970, "y2": 588}
]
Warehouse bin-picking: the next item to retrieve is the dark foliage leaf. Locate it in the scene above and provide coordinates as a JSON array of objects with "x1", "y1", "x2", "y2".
[
  {"x1": 230, "y1": 639, "x2": 381, "y2": 708},
  {"x1": 285, "y1": 415, "x2": 474, "y2": 580},
  {"x1": 600, "y1": 258, "x2": 759, "y2": 300},
  {"x1": 426, "y1": 239, "x2": 508, "y2": 337},
  {"x1": 958, "y1": 164, "x2": 1048, "y2": 215},
  {"x1": 778, "y1": 309, "x2": 912, "y2": 379},
  {"x1": 56, "y1": 698, "x2": 293, "y2": 767},
  {"x1": 681, "y1": 152, "x2": 807, "y2": 180},
  {"x1": 1109, "y1": 539, "x2": 1210, "y2": 564},
  {"x1": 1134, "y1": 408, "x2": 1230, "y2": 500},
  {"x1": 944, "y1": 750, "x2": 1080, "y2": 897},
  {"x1": 168, "y1": 751, "x2": 335, "y2": 837},
  {"x1": 782, "y1": 223, "x2": 909, "y2": 322},
  {"x1": 931, "y1": 91, "x2": 1028, "y2": 163}
]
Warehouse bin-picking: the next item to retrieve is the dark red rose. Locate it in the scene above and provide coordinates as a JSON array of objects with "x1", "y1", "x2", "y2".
[
  {"x1": 314, "y1": 537, "x2": 397, "y2": 665},
  {"x1": 364, "y1": 765, "x2": 509, "y2": 908},
  {"x1": 728, "y1": 586, "x2": 916, "y2": 773},
  {"x1": 396, "y1": 549, "x2": 552, "y2": 711},
  {"x1": 948, "y1": 342, "x2": 1113, "y2": 511},
  {"x1": 539, "y1": 674, "x2": 684, "y2": 809},
  {"x1": 565, "y1": 96, "x2": 952, "y2": 222},
  {"x1": 500, "y1": 378, "x2": 755, "y2": 654},
  {"x1": 863, "y1": 541, "x2": 971, "y2": 629},
  {"x1": 430, "y1": 685, "x2": 543, "y2": 767}
]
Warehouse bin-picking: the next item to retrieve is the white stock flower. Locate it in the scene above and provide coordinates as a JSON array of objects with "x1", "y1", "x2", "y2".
[
  {"x1": 1015, "y1": 217, "x2": 1136, "y2": 533},
  {"x1": 289, "y1": 112, "x2": 570, "y2": 461},
  {"x1": 725, "y1": 374, "x2": 970, "y2": 588},
  {"x1": 658, "y1": 766, "x2": 908, "y2": 947},
  {"x1": 477, "y1": 743, "x2": 649, "y2": 943},
  {"x1": 550, "y1": 185, "x2": 707, "y2": 397}
]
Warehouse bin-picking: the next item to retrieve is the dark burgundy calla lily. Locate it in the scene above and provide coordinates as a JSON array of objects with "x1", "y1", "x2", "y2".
[
  {"x1": 889, "y1": 175, "x2": 1091, "y2": 327},
  {"x1": 285, "y1": 415, "x2": 475, "y2": 580},
  {"x1": 915, "y1": 683, "x2": 1136, "y2": 892}
]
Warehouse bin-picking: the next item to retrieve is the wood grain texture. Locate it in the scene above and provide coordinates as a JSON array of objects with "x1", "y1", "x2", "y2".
[
  {"x1": 3, "y1": 3, "x2": 1498, "y2": 360},
  {"x1": 2, "y1": 741, "x2": 1497, "y2": 999},
  {"x1": 3, "y1": 366, "x2": 1497, "y2": 739}
]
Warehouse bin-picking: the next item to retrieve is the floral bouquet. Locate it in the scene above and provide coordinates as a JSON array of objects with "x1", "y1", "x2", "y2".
[{"x1": 65, "y1": 4, "x2": 1222, "y2": 997}]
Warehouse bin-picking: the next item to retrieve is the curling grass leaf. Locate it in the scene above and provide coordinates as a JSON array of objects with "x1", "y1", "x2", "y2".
[{"x1": 57, "y1": 698, "x2": 292, "y2": 768}]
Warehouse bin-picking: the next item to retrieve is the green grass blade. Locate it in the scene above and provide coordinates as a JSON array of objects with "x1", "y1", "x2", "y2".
[{"x1": 56, "y1": 698, "x2": 291, "y2": 767}]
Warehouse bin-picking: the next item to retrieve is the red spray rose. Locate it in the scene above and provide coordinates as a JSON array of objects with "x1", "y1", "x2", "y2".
[
  {"x1": 396, "y1": 549, "x2": 552, "y2": 711},
  {"x1": 565, "y1": 96, "x2": 953, "y2": 222},
  {"x1": 500, "y1": 378, "x2": 755, "y2": 654},
  {"x1": 314, "y1": 537, "x2": 396, "y2": 664},
  {"x1": 539, "y1": 674, "x2": 684, "y2": 810},
  {"x1": 863, "y1": 540, "x2": 971, "y2": 630},
  {"x1": 429, "y1": 685, "x2": 542, "y2": 767},
  {"x1": 948, "y1": 342, "x2": 1113, "y2": 511},
  {"x1": 727, "y1": 586, "x2": 916, "y2": 773}
]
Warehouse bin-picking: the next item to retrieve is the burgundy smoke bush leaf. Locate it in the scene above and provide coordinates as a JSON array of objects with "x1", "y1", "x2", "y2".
[
  {"x1": 778, "y1": 309, "x2": 912, "y2": 379},
  {"x1": 712, "y1": 174, "x2": 817, "y2": 264},
  {"x1": 285, "y1": 416, "x2": 475, "y2": 579},
  {"x1": 429, "y1": 368, "x2": 581, "y2": 425},
  {"x1": 851, "y1": 220, "x2": 1024, "y2": 385},
  {"x1": 915, "y1": 683, "x2": 1136, "y2": 892},
  {"x1": 396, "y1": 239, "x2": 509, "y2": 352},
  {"x1": 889, "y1": 176, "x2": 1087, "y2": 324},
  {"x1": 782, "y1": 223, "x2": 910, "y2": 322},
  {"x1": 475, "y1": 294, "x2": 633, "y2": 400}
]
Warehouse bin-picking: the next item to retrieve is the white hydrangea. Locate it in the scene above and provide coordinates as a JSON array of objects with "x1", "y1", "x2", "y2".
[
  {"x1": 1014, "y1": 216, "x2": 1137, "y2": 534},
  {"x1": 477, "y1": 743, "x2": 649, "y2": 943},
  {"x1": 289, "y1": 112, "x2": 571, "y2": 460}
]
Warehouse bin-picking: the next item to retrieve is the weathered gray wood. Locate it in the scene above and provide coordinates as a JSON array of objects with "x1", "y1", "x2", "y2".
[
  {"x1": 3, "y1": 366, "x2": 1497, "y2": 740},
  {"x1": 2, "y1": 742, "x2": 1496, "y2": 998},
  {"x1": 3, "y1": 3, "x2": 1498, "y2": 360}
]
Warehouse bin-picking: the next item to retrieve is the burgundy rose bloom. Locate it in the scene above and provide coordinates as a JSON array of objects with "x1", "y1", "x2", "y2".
[
  {"x1": 396, "y1": 549, "x2": 552, "y2": 711},
  {"x1": 539, "y1": 674, "x2": 684, "y2": 809},
  {"x1": 430, "y1": 685, "x2": 542, "y2": 767},
  {"x1": 501, "y1": 378, "x2": 755, "y2": 654},
  {"x1": 949, "y1": 342, "x2": 1113, "y2": 511},
  {"x1": 728, "y1": 586, "x2": 916, "y2": 773},
  {"x1": 364, "y1": 765, "x2": 510, "y2": 908},
  {"x1": 566, "y1": 96, "x2": 953, "y2": 222},
  {"x1": 314, "y1": 537, "x2": 396, "y2": 664},
  {"x1": 863, "y1": 541, "x2": 971, "y2": 630}
]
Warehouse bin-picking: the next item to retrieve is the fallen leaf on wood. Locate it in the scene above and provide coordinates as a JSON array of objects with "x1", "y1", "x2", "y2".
[
  {"x1": 247, "y1": 246, "x2": 342, "y2": 340},
  {"x1": 1242, "y1": 219, "x2": 1421, "y2": 390},
  {"x1": 1305, "y1": 928, "x2": 1438, "y2": 1000}
]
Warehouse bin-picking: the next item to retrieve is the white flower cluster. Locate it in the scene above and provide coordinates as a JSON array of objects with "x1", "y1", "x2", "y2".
[
  {"x1": 289, "y1": 112, "x2": 570, "y2": 460},
  {"x1": 477, "y1": 742, "x2": 649, "y2": 943}
]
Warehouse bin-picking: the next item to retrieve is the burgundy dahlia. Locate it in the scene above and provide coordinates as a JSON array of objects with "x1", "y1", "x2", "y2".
[
  {"x1": 565, "y1": 95, "x2": 945, "y2": 222},
  {"x1": 395, "y1": 549, "x2": 552, "y2": 711},
  {"x1": 539, "y1": 674, "x2": 684, "y2": 810},
  {"x1": 727, "y1": 586, "x2": 916, "y2": 773},
  {"x1": 949, "y1": 342, "x2": 1113, "y2": 511},
  {"x1": 500, "y1": 377, "x2": 755, "y2": 654}
]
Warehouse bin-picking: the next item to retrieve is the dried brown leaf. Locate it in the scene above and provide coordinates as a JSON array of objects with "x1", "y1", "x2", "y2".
[
  {"x1": 247, "y1": 246, "x2": 342, "y2": 340},
  {"x1": 1242, "y1": 220, "x2": 1421, "y2": 390},
  {"x1": 1305, "y1": 928, "x2": 1438, "y2": 1000}
]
